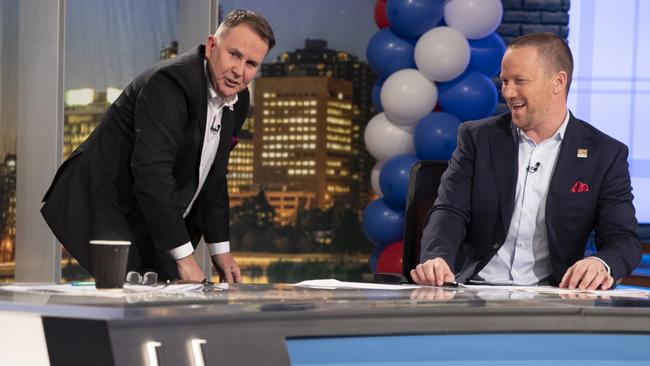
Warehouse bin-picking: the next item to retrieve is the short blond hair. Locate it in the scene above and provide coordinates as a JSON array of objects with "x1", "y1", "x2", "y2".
[{"x1": 508, "y1": 32, "x2": 573, "y2": 94}]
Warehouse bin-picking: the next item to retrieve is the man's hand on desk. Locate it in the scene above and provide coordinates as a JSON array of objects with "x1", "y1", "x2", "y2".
[
  {"x1": 410, "y1": 257, "x2": 455, "y2": 286},
  {"x1": 559, "y1": 257, "x2": 614, "y2": 290},
  {"x1": 212, "y1": 253, "x2": 242, "y2": 284},
  {"x1": 176, "y1": 255, "x2": 206, "y2": 282}
]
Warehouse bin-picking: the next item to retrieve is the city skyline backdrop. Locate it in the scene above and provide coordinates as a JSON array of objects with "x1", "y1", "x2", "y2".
[{"x1": 0, "y1": 0, "x2": 378, "y2": 159}]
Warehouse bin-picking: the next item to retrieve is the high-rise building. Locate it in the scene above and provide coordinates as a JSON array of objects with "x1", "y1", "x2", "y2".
[
  {"x1": 0, "y1": 154, "x2": 16, "y2": 263},
  {"x1": 228, "y1": 129, "x2": 254, "y2": 193},
  {"x1": 253, "y1": 76, "x2": 353, "y2": 209},
  {"x1": 63, "y1": 88, "x2": 117, "y2": 158},
  {"x1": 262, "y1": 40, "x2": 377, "y2": 209}
]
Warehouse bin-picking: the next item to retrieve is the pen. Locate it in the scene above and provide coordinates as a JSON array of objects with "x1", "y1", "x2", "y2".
[
  {"x1": 442, "y1": 281, "x2": 461, "y2": 288},
  {"x1": 71, "y1": 281, "x2": 96, "y2": 286}
]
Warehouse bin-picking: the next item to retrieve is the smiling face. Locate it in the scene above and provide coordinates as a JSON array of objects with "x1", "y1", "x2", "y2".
[
  {"x1": 500, "y1": 46, "x2": 558, "y2": 131},
  {"x1": 205, "y1": 24, "x2": 269, "y2": 98}
]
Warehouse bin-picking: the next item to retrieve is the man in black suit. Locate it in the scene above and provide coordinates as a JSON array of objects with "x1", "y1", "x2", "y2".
[
  {"x1": 411, "y1": 33, "x2": 641, "y2": 290},
  {"x1": 41, "y1": 10, "x2": 275, "y2": 282}
]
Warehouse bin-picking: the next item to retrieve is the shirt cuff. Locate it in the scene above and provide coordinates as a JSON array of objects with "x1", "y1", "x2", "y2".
[
  {"x1": 168, "y1": 242, "x2": 194, "y2": 260},
  {"x1": 588, "y1": 256, "x2": 611, "y2": 275},
  {"x1": 208, "y1": 241, "x2": 230, "y2": 256}
]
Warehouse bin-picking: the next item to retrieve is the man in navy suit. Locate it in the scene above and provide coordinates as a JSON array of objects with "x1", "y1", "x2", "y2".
[
  {"x1": 41, "y1": 10, "x2": 274, "y2": 282},
  {"x1": 412, "y1": 33, "x2": 641, "y2": 290}
]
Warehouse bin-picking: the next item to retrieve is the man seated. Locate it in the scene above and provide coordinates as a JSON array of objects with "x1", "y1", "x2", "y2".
[{"x1": 411, "y1": 33, "x2": 642, "y2": 290}]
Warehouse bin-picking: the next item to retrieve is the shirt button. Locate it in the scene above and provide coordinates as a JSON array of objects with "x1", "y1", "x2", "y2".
[
  {"x1": 492, "y1": 243, "x2": 500, "y2": 250},
  {"x1": 517, "y1": 242, "x2": 523, "y2": 248}
]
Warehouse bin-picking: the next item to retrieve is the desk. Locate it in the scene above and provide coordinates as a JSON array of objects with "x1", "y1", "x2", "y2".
[{"x1": 1, "y1": 284, "x2": 649, "y2": 366}]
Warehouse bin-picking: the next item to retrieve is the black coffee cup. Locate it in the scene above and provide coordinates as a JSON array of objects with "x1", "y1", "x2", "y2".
[{"x1": 89, "y1": 240, "x2": 131, "y2": 289}]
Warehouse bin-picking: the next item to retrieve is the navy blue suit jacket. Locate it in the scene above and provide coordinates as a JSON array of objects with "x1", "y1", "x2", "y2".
[{"x1": 420, "y1": 112, "x2": 642, "y2": 285}]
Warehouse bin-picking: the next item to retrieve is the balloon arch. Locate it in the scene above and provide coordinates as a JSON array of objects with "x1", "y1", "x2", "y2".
[{"x1": 363, "y1": 0, "x2": 505, "y2": 272}]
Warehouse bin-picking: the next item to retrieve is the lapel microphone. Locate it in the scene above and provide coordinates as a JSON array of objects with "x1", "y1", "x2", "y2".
[
  {"x1": 527, "y1": 162, "x2": 541, "y2": 173},
  {"x1": 210, "y1": 116, "x2": 221, "y2": 134}
]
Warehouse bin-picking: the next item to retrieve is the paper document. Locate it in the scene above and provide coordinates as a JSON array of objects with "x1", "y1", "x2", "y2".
[
  {"x1": 293, "y1": 279, "x2": 420, "y2": 290},
  {"x1": 292, "y1": 279, "x2": 650, "y2": 298},
  {"x1": 0, "y1": 283, "x2": 207, "y2": 298}
]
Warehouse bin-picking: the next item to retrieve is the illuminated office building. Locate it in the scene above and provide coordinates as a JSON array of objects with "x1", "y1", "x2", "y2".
[
  {"x1": 0, "y1": 154, "x2": 16, "y2": 263},
  {"x1": 63, "y1": 88, "x2": 119, "y2": 158},
  {"x1": 228, "y1": 129, "x2": 254, "y2": 193},
  {"x1": 262, "y1": 40, "x2": 377, "y2": 209},
  {"x1": 253, "y1": 76, "x2": 353, "y2": 209}
]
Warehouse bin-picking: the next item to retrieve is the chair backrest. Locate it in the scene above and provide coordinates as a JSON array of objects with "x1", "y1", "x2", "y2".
[{"x1": 401, "y1": 160, "x2": 448, "y2": 281}]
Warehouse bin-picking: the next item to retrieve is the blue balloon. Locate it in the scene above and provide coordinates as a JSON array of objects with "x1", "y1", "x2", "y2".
[
  {"x1": 379, "y1": 154, "x2": 418, "y2": 210},
  {"x1": 372, "y1": 78, "x2": 383, "y2": 113},
  {"x1": 414, "y1": 112, "x2": 462, "y2": 160},
  {"x1": 386, "y1": 0, "x2": 444, "y2": 38},
  {"x1": 366, "y1": 28, "x2": 416, "y2": 79},
  {"x1": 438, "y1": 71, "x2": 498, "y2": 122},
  {"x1": 467, "y1": 32, "x2": 506, "y2": 77},
  {"x1": 362, "y1": 199, "x2": 405, "y2": 248}
]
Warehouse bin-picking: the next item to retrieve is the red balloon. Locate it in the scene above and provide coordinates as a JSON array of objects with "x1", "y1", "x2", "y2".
[
  {"x1": 376, "y1": 240, "x2": 403, "y2": 273},
  {"x1": 374, "y1": 0, "x2": 389, "y2": 29}
]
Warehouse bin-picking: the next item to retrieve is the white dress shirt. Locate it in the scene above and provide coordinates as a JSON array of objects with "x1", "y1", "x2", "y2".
[
  {"x1": 476, "y1": 111, "x2": 571, "y2": 285},
  {"x1": 168, "y1": 61, "x2": 237, "y2": 260}
]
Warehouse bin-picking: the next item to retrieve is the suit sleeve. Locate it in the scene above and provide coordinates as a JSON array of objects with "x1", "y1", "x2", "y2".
[
  {"x1": 592, "y1": 144, "x2": 642, "y2": 281},
  {"x1": 130, "y1": 72, "x2": 191, "y2": 252},
  {"x1": 420, "y1": 122, "x2": 474, "y2": 270}
]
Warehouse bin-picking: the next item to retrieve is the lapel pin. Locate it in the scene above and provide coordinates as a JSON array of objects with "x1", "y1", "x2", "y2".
[{"x1": 577, "y1": 148, "x2": 588, "y2": 158}]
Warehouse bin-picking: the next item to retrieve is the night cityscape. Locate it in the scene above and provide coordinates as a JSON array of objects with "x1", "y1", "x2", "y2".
[{"x1": 0, "y1": 0, "x2": 379, "y2": 282}]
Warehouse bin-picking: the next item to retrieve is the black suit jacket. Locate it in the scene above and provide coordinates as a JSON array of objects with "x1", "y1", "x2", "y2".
[
  {"x1": 420, "y1": 112, "x2": 642, "y2": 285},
  {"x1": 41, "y1": 46, "x2": 248, "y2": 277}
]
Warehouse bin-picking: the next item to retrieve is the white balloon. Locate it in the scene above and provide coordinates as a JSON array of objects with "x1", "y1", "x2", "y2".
[
  {"x1": 371, "y1": 161, "x2": 384, "y2": 197},
  {"x1": 380, "y1": 69, "x2": 438, "y2": 127},
  {"x1": 415, "y1": 26, "x2": 470, "y2": 82},
  {"x1": 444, "y1": 0, "x2": 503, "y2": 40},
  {"x1": 364, "y1": 112, "x2": 415, "y2": 162}
]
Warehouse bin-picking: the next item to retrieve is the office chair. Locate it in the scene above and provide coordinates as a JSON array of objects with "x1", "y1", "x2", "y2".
[{"x1": 373, "y1": 160, "x2": 448, "y2": 284}]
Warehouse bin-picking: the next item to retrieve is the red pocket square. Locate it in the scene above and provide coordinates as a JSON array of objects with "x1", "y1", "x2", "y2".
[
  {"x1": 570, "y1": 181, "x2": 589, "y2": 193},
  {"x1": 230, "y1": 136, "x2": 239, "y2": 151}
]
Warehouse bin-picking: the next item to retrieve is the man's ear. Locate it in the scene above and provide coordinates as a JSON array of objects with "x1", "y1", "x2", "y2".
[
  {"x1": 554, "y1": 71, "x2": 568, "y2": 95},
  {"x1": 205, "y1": 34, "x2": 217, "y2": 57}
]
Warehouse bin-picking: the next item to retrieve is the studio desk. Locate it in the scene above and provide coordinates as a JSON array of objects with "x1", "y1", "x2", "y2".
[{"x1": 1, "y1": 283, "x2": 650, "y2": 366}]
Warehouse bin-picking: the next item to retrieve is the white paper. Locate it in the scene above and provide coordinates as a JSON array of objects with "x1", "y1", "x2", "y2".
[
  {"x1": 292, "y1": 279, "x2": 420, "y2": 290},
  {"x1": 0, "y1": 283, "x2": 205, "y2": 297}
]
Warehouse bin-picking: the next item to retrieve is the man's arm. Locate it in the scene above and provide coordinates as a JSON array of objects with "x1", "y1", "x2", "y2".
[
  {"x1": 130, "y1": 72, "x2": 193, "y2": 252},
  {"x1": 413, "y1": 122, "x2": 475, "y2": 285}
]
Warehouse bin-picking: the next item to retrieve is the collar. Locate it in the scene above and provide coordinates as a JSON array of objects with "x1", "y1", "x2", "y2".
[
  {"x1": 516, "y1": 109, "x2": 570, "y2": 143},
  {"x1": 204, "y1": 60, "x2": 237, "y2": 111}
]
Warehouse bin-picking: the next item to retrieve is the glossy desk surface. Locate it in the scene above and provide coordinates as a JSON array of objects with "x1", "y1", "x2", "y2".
[
  {"x1": 1, "y1": 283, "x2": 649, "y2": 328},
  {"x1": 2, "y1": 283, "x2": 650, "y2": 365}
]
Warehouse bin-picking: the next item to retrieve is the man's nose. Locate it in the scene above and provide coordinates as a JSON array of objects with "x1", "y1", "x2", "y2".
[
  {"x1": 232, "y1": 61, "x2": 244, "y2": 77},
  {"x1": 502, "y1": 83, "x2": 515, "y2": 99}
]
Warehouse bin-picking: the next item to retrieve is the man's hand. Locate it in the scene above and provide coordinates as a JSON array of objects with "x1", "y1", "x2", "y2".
[
  {"x1": 410, "y1": 257, "x2": 455, "y2": 286},
  {"x1": 176, "y1": 255, "x2": 205, "y2": 282},
  {"x1": 559, "y1": 257, "x2": 614, "y2": 290},
  {"x1": 212, "y1": 253, "x2": 242, "y2": 283}
]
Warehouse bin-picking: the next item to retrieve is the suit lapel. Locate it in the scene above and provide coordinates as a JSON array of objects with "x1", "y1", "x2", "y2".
[
  {"x1": 490, "y1": 114, "x2": 519, "y2": 235},
  {"x1": 216, "y1": 108, "x2": 234, "y2": 161},
  {"x1": 547, "y1": 113, "x2": 592, "y2": 212}
]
